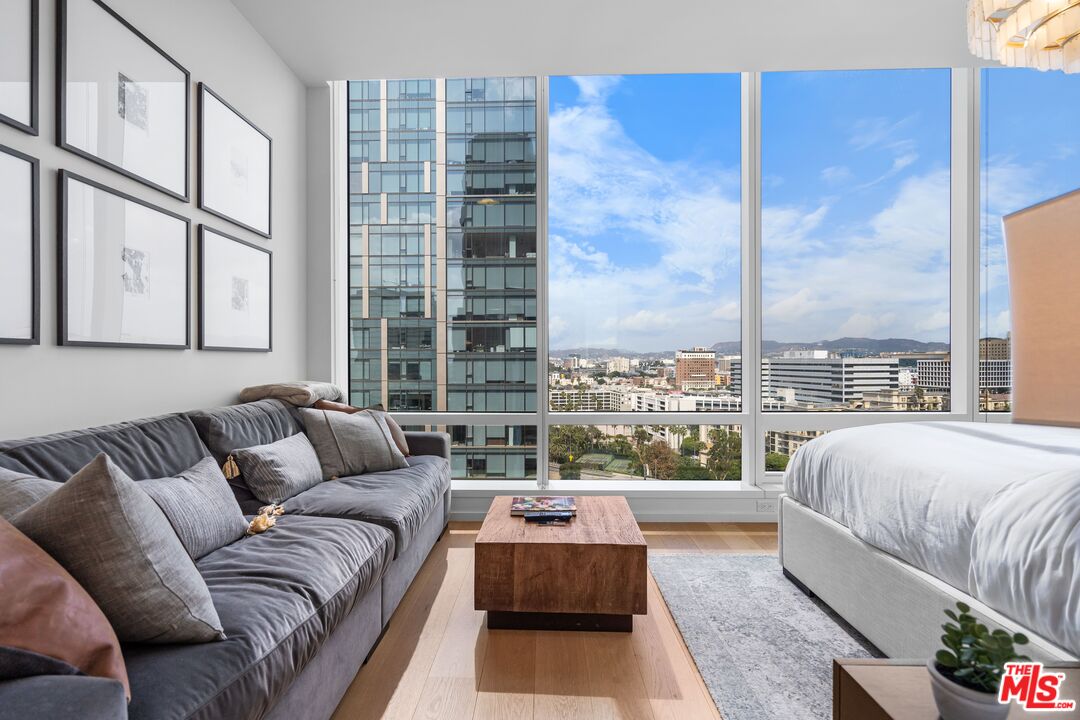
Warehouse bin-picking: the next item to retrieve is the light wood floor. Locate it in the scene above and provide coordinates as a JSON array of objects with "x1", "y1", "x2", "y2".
[{"x1": 332, "y1": 522, "x2": 778, "y2": 720}]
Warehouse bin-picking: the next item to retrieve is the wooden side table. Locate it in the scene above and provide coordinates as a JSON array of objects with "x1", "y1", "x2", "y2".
[{"x1": 834, "y1": 658, "x2": 1080, "y2": 719}]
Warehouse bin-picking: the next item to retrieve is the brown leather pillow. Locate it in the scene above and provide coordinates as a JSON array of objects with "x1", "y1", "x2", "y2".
[
  {"x1": 312, "y1": 400, "x2": 410, "y2": 456},
  {"x1": 0, "y1": 516, "x2": 130, "y2": 698}
]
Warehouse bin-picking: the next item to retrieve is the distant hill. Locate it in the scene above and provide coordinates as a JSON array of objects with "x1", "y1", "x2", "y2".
[
  {"x1": 550, "y1": 337, "x2": 949, "y2": 360},
  {"x1": 712, "y1": 337, "x2": 950, "y2": 355}
]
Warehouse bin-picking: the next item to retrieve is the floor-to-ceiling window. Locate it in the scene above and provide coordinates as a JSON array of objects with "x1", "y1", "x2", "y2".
[
  {"x1": 980, "y1": 68, "x2": 1080, "y2": 415},
  {"x1": 546, "y1": 74, "x2": 743, "y2": 481},
  {"x1": 347, "y1": 77, "x2": 539, "y2": 480},
  {"x1": 341, "y1": 67, "x2": 1067, "y2": 488}
]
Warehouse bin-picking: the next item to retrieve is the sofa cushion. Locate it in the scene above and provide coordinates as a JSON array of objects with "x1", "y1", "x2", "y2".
[
  {"x1": 0, "y1": 675, "x2": 129, "y2": 720},
  {"x1": 121, "y1": 515, "x2": 393, "y2": 720},
  {"x1": 14, "y1": 454, "x2": 225, "y2": 644},
  {"x1": 186, "y1": 400, "x2": 303, "y2": 466},
  {"x1": 233, "y1": 432, "x2": 324, "y2": 504},
  {"x1": 286, "y1": 454, "x2": 450, "y2": 558},
  {"x1": 0, "y1": 468, "x2": 59, "y2": 520},
  {"x1": 298, "y1": 407, "x2": 408, "y2": 480},
  {"x1": 140, "y1": 457, "x2": 249, "y2": 560},
  {"x1": 0, "y1": 413, "x2": 210, "y2": 482},
  {"x1": 312, "y1": 400, "x2": 411, "y2": 456},
  {"x1": 186, "y1": 400, "x2": 305, "y2": 510},
  {"x1": 0, "y1": 517, "x2": 129, "y2": 697}
]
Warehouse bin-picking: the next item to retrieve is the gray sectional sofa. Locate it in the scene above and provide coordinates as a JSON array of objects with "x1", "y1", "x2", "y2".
[{"x1": 0, "y1": 399, "x2": 452, "y2": 720}]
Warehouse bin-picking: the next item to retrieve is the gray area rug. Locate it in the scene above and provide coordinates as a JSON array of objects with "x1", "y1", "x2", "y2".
[{"x1": 649, "y1": 554, "x2": 879, "y2": 720}]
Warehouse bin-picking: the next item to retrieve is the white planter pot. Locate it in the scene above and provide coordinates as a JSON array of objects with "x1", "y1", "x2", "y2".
[{"x1": 927, "y1": 659, "x2": 1009, "y2": 720}]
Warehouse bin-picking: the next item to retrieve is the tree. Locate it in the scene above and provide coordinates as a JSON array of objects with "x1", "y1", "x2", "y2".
[
  {"x1": 548, "y1": 424, "x2": 601, "y2": 464},
  {"x1": 673, "y1": 456, "x2": 712, "y2": 480},
  {"x1": 681, "y1": 436, "x2": 706, "y2": 456},
  {"x1": 640, "y1": 440, "x2": 678, "y2": 480},
  {"x1": 765, "y1": 452, "x2": 790, "y2": 472},
  {"x1": 631, "y1": 427, "x2": 653, "y2": 479},
  {"x1": 706, "y1": 428, "x2": 742, "y2": 481},
  {"x1": 559, "y1": 461, "x2": 582, "y2": 479}
]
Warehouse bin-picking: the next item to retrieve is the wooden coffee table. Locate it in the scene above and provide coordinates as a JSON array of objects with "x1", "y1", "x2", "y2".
[{"x1": 473, "y1": 495, "x2": 647, "y2": 632}]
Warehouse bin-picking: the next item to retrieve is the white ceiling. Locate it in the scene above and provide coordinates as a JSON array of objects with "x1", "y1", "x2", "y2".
[{"x1": 231, "y1": 0, "x2": 979, "y2": 86}]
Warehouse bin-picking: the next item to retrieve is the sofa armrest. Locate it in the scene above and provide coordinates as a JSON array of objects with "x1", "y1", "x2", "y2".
[
  {"x1": 404, "y1": 431, "x2": 450, "y2": 460},
  {"x1": 0, "y1": 675, "x2": 128, "y2": 719}
]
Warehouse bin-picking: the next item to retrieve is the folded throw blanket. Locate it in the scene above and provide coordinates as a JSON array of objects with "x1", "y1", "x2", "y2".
[{"x1": 238, "y1": 381, "x2": 345, "y2": 407}]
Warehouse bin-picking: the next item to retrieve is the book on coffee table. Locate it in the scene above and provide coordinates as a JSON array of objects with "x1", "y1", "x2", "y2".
[{"x1": 510, "y1": 496, "x2": 576, "y2": 516}]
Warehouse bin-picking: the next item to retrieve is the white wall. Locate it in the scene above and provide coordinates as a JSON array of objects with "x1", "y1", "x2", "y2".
[
  {"x1": 305, "y1": 84, "x2": 334, "y2": 384},
  {"x1": 0, "y1": 0, "x2": 308, "y2": 440}
]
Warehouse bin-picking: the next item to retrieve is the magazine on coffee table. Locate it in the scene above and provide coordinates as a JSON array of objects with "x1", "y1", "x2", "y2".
[{"x1": 510, "y1": 496, "x2": 577, "y2": 516}]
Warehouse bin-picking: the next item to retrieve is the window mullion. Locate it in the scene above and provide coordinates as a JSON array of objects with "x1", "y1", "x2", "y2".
[
  {"x1": 536, "y1": 75, "x2": 551, "y2": 490},
  {"x1": 742, "y1": 72, "x2": 763, "y2": 489},
  {"x1": 951, "y1": 67, "x2": 978, "y2": 422}
]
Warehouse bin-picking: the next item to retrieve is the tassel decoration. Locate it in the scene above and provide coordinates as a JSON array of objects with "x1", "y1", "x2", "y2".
[{"x1": 222, "y1": 454, "x2": 240, "y2": 480}]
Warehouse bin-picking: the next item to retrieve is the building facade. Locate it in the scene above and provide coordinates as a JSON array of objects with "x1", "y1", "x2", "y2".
[
  {"x1": 916, "y1": 358, "x2": 1011, "y2": 391},
  {"x1": 675, "y1": 347, "x2": 717, "y2": 391},
  {"x1": 979, "y1": 336, "x2": 1010, "y2": 361},
  {"x1": 733, "y1": 357, "x2": 900, "y2": 408},
  {"x1": 348, "y1": 77, "x2": 538, "y2": 475}
]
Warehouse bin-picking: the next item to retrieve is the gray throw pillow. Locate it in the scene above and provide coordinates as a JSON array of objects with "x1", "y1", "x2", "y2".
[
  {"x1": 233, "y1": 432, "x2": 323, "y2": 504},
  {"x1": 299, "y1": 408, "x2": 409, "y2": 480},
  {"x1": 13, "y1": 454, "x2": 225, "y2": 644},
  {"x1": 140, "y1": 457, "x2": 248, "y2": 560},
  {"x1": 0, "y1": 468, "x2": 60, "y2": 521}
]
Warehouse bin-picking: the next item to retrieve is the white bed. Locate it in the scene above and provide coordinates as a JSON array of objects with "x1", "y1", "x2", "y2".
[{"x1": 780, "y1": 421, "x2": 1080, "y2": 661}]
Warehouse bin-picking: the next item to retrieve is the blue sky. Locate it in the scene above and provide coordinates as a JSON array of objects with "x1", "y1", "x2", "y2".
[
  {"x1": 548, "y1": 69, "x2": 1080, "y2": 352},
  {"x1": 981, "y1": 67, "x2": 1080, "y2": 340}
]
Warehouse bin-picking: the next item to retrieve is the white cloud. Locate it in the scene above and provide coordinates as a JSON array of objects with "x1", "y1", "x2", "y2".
[
  {"x1": 765, "y1": 288, "x2": 824, "y2": 322},
  {"x1": 615, "y1": 310, "x2": 675, "y2": 332},
  {"x1": 821, "y1": 165, "x2": 853, "y2": 184},
  {"x1": 549, "y1": 80, "x2": 961, "y2": 350},
  {"x1": 989, "y1": 309, "x2": 1011, "y2": 337},
  {"x1": 762, "y1": 169, "x2": 952, "y2": 342},
  {"x1": 838, "y1": 313, "x2": 884, "y2": 337},
  {"x1": 548, "y1": 77, "x2": 741, "y2": 351},
  {"x1": 571, "y1": 76, "x2": 621, "y2": 103},
  {"x1": 711, "y1": 302, "x2": 740, "y2": 321},
  {"x1": 915, "y1": 310, "x2": 950, "y2": 333},
  {"x1": 849, "y1": 116, "x2": 913, "y2": 151}
]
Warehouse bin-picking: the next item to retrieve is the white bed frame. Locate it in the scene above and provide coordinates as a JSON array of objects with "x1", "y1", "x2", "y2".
[{"x1": 779, "y1": 494, "x2": 1077, "y2": 662}]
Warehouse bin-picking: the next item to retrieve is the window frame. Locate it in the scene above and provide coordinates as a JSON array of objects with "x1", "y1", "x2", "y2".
[{"x1": 331, "y1": 68, "x2": 1002, "y2": 493}]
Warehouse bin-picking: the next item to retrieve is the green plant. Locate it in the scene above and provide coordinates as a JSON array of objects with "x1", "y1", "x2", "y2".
[
  {"x1": 934, "y1": 601, "x2": 1030, "y2": 693},
  {"x1": 558, "y1": 461, "x2": 581, "y2": 480}
]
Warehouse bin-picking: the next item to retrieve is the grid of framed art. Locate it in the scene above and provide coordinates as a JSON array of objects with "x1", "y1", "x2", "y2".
[{"x1": 0, "y1": 0, "x2": 273, "y2": 354}]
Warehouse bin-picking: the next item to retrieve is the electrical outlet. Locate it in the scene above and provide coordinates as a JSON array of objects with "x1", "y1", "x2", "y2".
[{"x1": 756, "y1": 499, "x2": 778, "y2": 514}]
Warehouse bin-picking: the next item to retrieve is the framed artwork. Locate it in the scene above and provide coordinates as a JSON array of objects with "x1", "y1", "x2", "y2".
[
  {"x1": 0, "y1": 0, "x2": 38, "y2": 134},
  {"x1": 59, "y1": 170, "x2": 190, "y2": 349},
  {"x1": 198, "y1": 83, "x2": 272, "y2": 238},
  {"x1": 58, "y1": 0, "x2": 189, "y2": 200},
  {"x1": 199, "y1": 225, "x2": 271, "y2": 351},
  {"x1": 0, "y1": 145, "x2": 39, "y2": 344}
]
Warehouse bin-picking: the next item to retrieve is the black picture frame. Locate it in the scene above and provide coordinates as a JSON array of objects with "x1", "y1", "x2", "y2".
[
  {"x1": 0, "y1": 0, "x2": 39, "y2": 135},
  {"x1": 198, "y1": 224, "x2": 272, "y2": 352},
  {"x1": 57, "y1": 0, "x2": 190, "y2": 201},
  {"x1": 198, "y1": 83, "x2": 273, "y2": 238},
  {"x1": 0, "y1": 144, "x2": 40, "y2": 345},
  {"x1": 58, "y1": 169, "x2": 191, "y2": 349}
]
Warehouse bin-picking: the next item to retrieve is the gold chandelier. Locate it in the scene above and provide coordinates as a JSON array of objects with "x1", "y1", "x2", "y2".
[{"x1": 968, "y1": 0, "x2": 1080, "y2": 73}]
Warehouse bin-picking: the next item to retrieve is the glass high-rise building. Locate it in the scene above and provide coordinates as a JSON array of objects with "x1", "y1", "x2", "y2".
[{"x1": 347, "y1": 77, "x2": 538, "y2": 478}]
